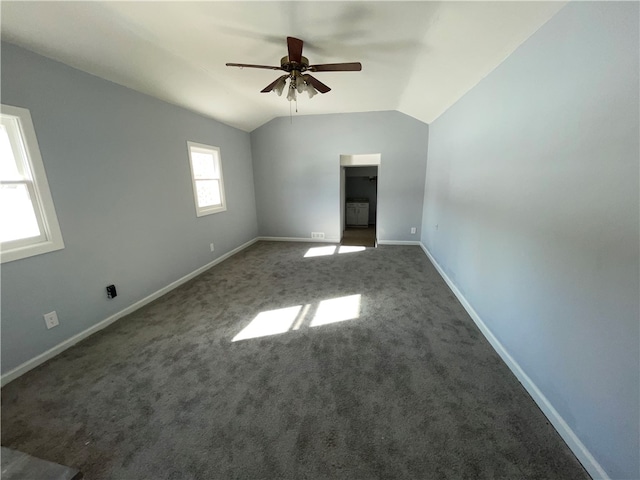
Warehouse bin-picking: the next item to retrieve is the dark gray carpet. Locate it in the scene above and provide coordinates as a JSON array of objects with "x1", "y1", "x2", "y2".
[{"x1": 1, "y1": 242, "x2": 589, "y2": 479}]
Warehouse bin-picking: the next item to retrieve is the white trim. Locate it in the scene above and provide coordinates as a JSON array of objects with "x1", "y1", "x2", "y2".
[
  {"x1": 258, "y1": 239, "x2": 420, "y2": 247},
  {"x1": 1, "y1": 104, "x2": 65, "y2": 263},
  {"x1": 419, "y1": 242, "x2": 610, "y2": 480},
  {"x1": 186, "y1": 141, "x2": 227, "y2": 217},
  {"x1": 1, "y1": 237, "x2": 258, "y2": 387},
  {"x1": 340, "y1": 153, "x2": 381, "y2": 166},
  {"x1": 377, "y1": 240, "x2": 421, "y2": 246},
  {"x1": 339, "y1": 156, "x2": 381, "y2": 251},
  {"x1": 257, "y1": 236, "x2": 340, "y2": 243}
]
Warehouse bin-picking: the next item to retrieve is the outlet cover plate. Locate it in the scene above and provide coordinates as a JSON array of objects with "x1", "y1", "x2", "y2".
[{"x1": 44, "y1": 311, "x2": 59, "y2": 329}]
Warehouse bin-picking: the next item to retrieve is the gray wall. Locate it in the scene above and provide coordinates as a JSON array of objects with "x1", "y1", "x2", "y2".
[
  {"x1": 421, "y1": 3, "x2": 639, "y2": 479},
  {"x1": 251, "y1": 111, "x2": 428, "y2": 242},
  {"x1": 1, "y1": 43, "x2": 259, "y2": 374}
]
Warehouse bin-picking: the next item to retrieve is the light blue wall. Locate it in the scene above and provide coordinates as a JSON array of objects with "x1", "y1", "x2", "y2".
[
  {"x1": 250, "y1": 111, "x2": 428, "y2": 242},
  {"x1": 1, "y1": 43, "x2": 258, "y2": 374},
  {"x1": 421, "y1": 3, "x2": 639, "y2": 479}
]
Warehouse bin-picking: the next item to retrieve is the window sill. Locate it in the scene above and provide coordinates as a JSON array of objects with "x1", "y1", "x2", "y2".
[
  {"x1": 196, "y1": 205, "x2": 227, "y2": 217},
  {"x1": 1, "y1": 238, "x2": 65, "y2": 264}
]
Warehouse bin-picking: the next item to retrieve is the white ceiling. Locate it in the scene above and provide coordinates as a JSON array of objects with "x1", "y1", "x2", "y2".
[{"x1": 1, "y1": 1, "x2": 566, "y2": 132}]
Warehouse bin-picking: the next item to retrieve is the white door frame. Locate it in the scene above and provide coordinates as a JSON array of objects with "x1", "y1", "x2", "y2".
[{"x1": 339, "y1": 154, "x2": 381, "y2": 242}]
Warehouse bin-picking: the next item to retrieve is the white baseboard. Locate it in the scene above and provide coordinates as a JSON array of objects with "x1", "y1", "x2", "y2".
[
  {"x1": 258, "y1": 237, "x2": 421, "y2": 247},
  {"x1": 1, "y1": 237, "x2": 259, "y2": 387},
  {"x1": 377, "y1": 240, "x2": 421, "y2": 245},
  {"x1": 257, "y1": 236, "x2": 340, "y2": 243},
  {"x1": 419, "y1": 242, "x2": 609, "y2": 480}
]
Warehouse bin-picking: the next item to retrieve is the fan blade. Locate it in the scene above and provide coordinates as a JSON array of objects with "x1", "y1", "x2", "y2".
[
  {"x1": 287, "y1": 37, "x2": 304, "y2": 64},
  {"x1": 309, "y1": 62, "x2": 362, "y2": 72},
  {"x1": 303, "y1": 74, "x2": 331, "y2": 94},
  {"x1": 226, "y1": 63, "x2": 282, "y2": 70},
  {"x1": 261, "y1": 75, "x2": 288, "y2": 93}
]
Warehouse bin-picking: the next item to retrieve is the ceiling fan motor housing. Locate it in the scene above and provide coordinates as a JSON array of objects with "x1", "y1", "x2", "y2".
[{"x1": 280, "y1": 56, "x2": 309, "y2": 73}]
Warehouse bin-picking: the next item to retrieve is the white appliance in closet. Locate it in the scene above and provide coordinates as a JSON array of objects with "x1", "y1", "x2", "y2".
[{"x1": 346, "y1": 200, "x2": 369, "y2": 227}]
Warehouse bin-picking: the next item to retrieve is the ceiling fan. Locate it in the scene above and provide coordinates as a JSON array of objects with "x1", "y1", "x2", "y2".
[{"x1": 226, "y1": 37, "x2": 362, "y2": 102}]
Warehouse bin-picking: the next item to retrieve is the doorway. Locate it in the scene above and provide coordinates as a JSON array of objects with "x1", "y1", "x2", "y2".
[{"x1": 341, "y1": 165, "x2": 378, "y2": 247}]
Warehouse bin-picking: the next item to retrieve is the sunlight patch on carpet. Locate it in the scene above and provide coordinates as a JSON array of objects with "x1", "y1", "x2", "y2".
[
  {"x1": 232, "y1": 295, "x2": 362, "y2": 341},
  {"x1": 311, "y1": 294, "x2": 361, "y2": 327},
  {"x1": 304, "y1": 246, "x2": 336, "y2": 257},
  {"x1": 304, "y1": 245, "x2": 366, "y2": 258},
  {"x1": 338, "y1": 246, "x2": 366, "y2": 254},
  {"x1": 232, "y1": 305, "x2": 302, "y2": 341}
]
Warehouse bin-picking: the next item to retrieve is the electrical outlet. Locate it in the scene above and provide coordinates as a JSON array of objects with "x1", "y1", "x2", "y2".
[
  {"x1": 210, "y1": 242, "x2": 215, "y2": 252},
  {"x1": 410, "y1": 227, "x2": 417, "y2": 234},
  {"x1": 311, "y1": 232, "x2": 325, "y2": 239},
  {"x1": 44, "y1": 311, "x2": 59, "y2": 329},
  {"x1": 106, "y1": 284, "x2": 117, "y2": 299}
]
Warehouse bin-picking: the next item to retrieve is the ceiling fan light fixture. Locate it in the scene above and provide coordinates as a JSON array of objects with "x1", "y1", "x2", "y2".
[
  {"x1": 287, "y1": 83, "x2": 297, "y2": 102},
  {"x1": 306, "y1": 84, "x2": 318, "y2": 99}
]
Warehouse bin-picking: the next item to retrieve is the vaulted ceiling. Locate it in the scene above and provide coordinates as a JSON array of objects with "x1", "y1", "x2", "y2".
[{"x1": 1, "y1": 1, "x2": 566, "y2": 132}]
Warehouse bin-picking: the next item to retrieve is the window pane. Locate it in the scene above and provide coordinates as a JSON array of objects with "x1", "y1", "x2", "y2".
[
  {"x1": 195, "y1": 179, "x2": 221, "y2": 208},
  {"x1": 191, "y1": 151, "x2": 217, "y2": 179},
  {"x1": 0, "y1": 183, "x2": 41, "y2": 242},
  {"x1": 0, "y1": 125, "x2": 22, "y2": 181}
]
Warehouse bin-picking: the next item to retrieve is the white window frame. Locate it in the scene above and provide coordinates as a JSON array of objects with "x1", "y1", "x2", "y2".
[
  {"x1": 186, "y1": 141, "x2": 227, "y2": 217},
  {"x1": 1, "y1": 104, "x2": 64, "y2": 263}
]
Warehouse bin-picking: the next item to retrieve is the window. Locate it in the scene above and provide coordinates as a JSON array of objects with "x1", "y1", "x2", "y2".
[
  {"x1": 186, "y1": 141, "x2": 227, "y2": 216},
  {"x1": 1, "y1": 105, "x2": 64, "y2": 263}
]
